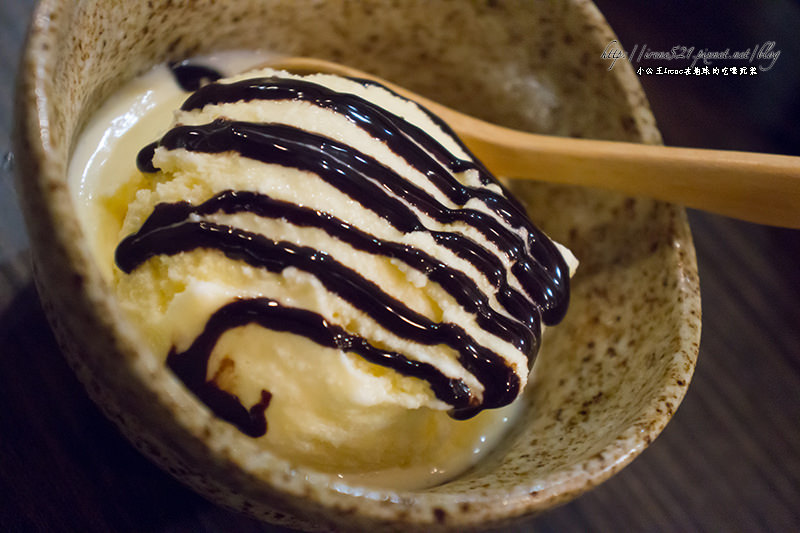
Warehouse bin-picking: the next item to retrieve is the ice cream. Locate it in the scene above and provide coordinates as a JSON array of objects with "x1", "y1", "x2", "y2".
[{"x1": 68, "y1": 52, "x2": 576, "y2": 489}]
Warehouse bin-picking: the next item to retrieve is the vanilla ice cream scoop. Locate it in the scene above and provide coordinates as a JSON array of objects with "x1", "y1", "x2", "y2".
[{"x1": 72, "y1": 58, "x2": 576, "y2": 488}]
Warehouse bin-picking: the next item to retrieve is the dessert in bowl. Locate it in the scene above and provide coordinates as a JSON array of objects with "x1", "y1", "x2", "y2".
[{"x1": 14, "y1": 0, "x2": 700, "y2": 530}]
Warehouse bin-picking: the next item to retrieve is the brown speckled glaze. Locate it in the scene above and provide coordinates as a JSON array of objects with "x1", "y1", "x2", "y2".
[{"x1": 14, "y1": 0, "x2": 700, "y2": 530}]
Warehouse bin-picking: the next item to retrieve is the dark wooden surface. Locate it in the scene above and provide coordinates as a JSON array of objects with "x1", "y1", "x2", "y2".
[{"x1": 2, "y1": 1, "x2": 799, "y2": 531}]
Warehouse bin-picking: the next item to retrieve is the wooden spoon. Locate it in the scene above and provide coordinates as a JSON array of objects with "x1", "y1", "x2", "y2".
[{"x1": 270, "y1": 56, "x2": 800, "y2": 229}]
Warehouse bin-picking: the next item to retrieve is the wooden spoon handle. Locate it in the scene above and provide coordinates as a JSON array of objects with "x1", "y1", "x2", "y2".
[
  {"x1": 464, "y1": 126, "x2": 800, "y2": 229},
  {"x1": 271, "y1": 57, "x2": 800, "y2": 228}
]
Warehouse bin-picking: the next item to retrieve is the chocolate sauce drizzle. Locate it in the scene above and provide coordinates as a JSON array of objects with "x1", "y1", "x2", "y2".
[
  {"x1": 168, "y1": 297, "x2": 474, "y2": 436},
  {"x1": 118, "y1": 190, "x2": 538, "y2": 354},
  {"x1": 178, "y1": 76, "x2": 568, "y2": 322},
  {"x1": 168, "y1": 60, "x2": 223, "y2": 92},
  {"x1": 117, "y1": 71, "x2": 570, "y2": 432}
]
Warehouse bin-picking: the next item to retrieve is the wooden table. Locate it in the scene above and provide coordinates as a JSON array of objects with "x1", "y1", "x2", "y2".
[{"x1": 2, "y1": 1, "x2": 798, "y2": 530}]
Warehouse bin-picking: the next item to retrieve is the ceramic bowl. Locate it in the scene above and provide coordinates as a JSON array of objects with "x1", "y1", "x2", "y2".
[{"x1": 14, "y1": 0, "x2": 700, "y2": 530}]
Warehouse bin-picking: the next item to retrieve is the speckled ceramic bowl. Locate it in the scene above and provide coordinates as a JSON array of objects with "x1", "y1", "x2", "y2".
[{"x1": 14, "y1": 0, "x2": 700, "y2": 530}]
